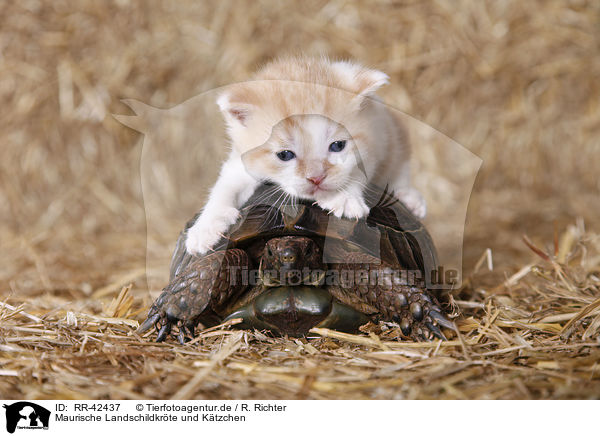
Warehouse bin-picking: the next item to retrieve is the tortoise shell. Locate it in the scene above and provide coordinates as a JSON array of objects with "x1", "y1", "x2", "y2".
[{"x1": 170, "y1": 183, "x2": 438, "y2": 294}]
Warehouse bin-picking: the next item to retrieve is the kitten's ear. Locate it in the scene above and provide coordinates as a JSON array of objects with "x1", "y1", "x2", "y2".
[
  {"x1": 356, "y1": 69, "x2": 389, "y2": 97},
  {"x1": 217, "y1": 91, "x2": 254, "y2": 127},
  {"x1": 332, "y1": 61, "x2": 389, "y2": 100}
]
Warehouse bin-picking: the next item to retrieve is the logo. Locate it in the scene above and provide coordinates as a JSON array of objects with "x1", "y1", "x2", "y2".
[
  {"x1": 2, "y1": 402, "x2": 50, "y2": 434},
  {"x1": 115, "y1": 83, "x2": 481, "y2": 295}
]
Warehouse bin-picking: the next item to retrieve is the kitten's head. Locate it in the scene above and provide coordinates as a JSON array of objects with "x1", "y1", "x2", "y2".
[{"x1": 217, "y1": 57, "x2": 389, "y2": 200}]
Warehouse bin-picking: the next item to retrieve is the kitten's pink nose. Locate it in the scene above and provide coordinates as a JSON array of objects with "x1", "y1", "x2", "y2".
[{"x1": 307, "y1": 175, "x2": 326, "y2": 186}]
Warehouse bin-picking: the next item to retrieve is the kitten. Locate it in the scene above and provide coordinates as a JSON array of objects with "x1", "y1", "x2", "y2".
[{"x1": 185, "y1": 56, "x2": 425, "y2": 255}]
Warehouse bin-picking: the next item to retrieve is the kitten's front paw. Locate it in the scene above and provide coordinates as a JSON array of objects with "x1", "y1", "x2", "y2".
[
  {"x1": 185, "y1": 207, "x2": 240, "y2": 255},
  {"x1": 318, "y1": 194, "x2": 370, "y2": 219},
  {"x1": 396, "y1": 188, "x2": 426, "y2": 219}
]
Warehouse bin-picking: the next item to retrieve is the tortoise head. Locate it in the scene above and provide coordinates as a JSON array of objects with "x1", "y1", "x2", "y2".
[{"x1": 260, "y1": 236, "x2": 325, "y2": 286}]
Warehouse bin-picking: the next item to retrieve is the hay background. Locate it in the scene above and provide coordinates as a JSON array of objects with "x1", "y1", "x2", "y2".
[{"x1": 1, "y1": 0, "x2": 599, "y2": 399}]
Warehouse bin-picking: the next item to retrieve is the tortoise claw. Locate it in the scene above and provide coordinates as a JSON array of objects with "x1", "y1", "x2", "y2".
[
  {"x1": 186, "y1": 323, "x2": 195, "y2": 337},
  {"x1": 429, "y1": 309, "x2": 455, "y2": 332},
  {"x1": 156, "y1": 322, "x2": 172, "y2": 342},
  {"x1": 177, "y1": 328, "x2": 187, "y2": 345},
  {"x1": 137, "y1": 312, "x2": 160, "y2": 334},
  {"x1": 426, "y1": 321, "x2": 447, "y2": 340}
]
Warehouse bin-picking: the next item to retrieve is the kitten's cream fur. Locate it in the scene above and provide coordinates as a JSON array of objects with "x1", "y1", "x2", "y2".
[{"x1": 186, "y1": 57, "x2": 425, "y2": 255}]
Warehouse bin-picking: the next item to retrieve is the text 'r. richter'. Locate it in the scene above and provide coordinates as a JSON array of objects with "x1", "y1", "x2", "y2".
[{"x1": 255, "y1": 404, "x2": 287, "y2": 412}]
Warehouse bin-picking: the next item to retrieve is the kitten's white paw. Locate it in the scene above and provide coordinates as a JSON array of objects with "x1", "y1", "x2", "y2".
[
  {"x1": 318, "y1": 194, "x2": 370, "y2": 219},
  {"x1": 185, "y1": 207, "x2": 240, "y2": 255},
  {"x1": 396, "y1": 188, "x2": 426, "y2": 219}
]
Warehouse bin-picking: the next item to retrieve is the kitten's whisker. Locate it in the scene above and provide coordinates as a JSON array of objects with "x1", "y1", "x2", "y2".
[
  {"x1": 265, "y1": 189, "x2": 289, "y2": 228},
  {"x1": 345, "y1": 177, "x2": 399, "y2": 209},
  {"x1": 252, "y1": 185, "x2": 280, "y2": 205},
  {"x1": 251, "y1": 185, "x2": 288, "y2": 228},
  {"x1": 274, "y1": 190, "x2": 286, "y2": 209},
  {"x1": 347, "y1": 178, "x2": 377, "y2": 195},
  {"x1": 282, "y1": 193, "x2": 291, "y2": 210}
]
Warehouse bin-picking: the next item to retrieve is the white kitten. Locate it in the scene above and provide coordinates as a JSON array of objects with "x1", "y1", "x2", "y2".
[{"x1": 185, "y1": 57, "x2": 425, "y2": 255}]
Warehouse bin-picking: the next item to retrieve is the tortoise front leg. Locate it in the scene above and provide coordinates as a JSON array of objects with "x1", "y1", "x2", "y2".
[
  {"x1": 138, "y1": 248, "x2": 250, "y2": 343},
  {"x1": 327, "y1": 253, "x2": 454, "y2": 341}
]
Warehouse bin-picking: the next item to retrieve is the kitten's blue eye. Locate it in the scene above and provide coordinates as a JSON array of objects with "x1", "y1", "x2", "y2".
[
  {"x1": 329, "y1": 140, "x2": 346, "y2": 152},
  {"x1": 276, "y1": 150, "x2": 296, "y2": 161}
]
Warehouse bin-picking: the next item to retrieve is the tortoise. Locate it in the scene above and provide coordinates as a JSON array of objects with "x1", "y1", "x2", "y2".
[{"x1": 138, "y1": 183, "x2": 454, "y2": 343}]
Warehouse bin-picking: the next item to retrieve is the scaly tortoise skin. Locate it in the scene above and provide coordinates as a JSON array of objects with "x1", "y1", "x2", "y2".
[{"x1": 138, "y1": 184, "x2": 454, "y2": 343}]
